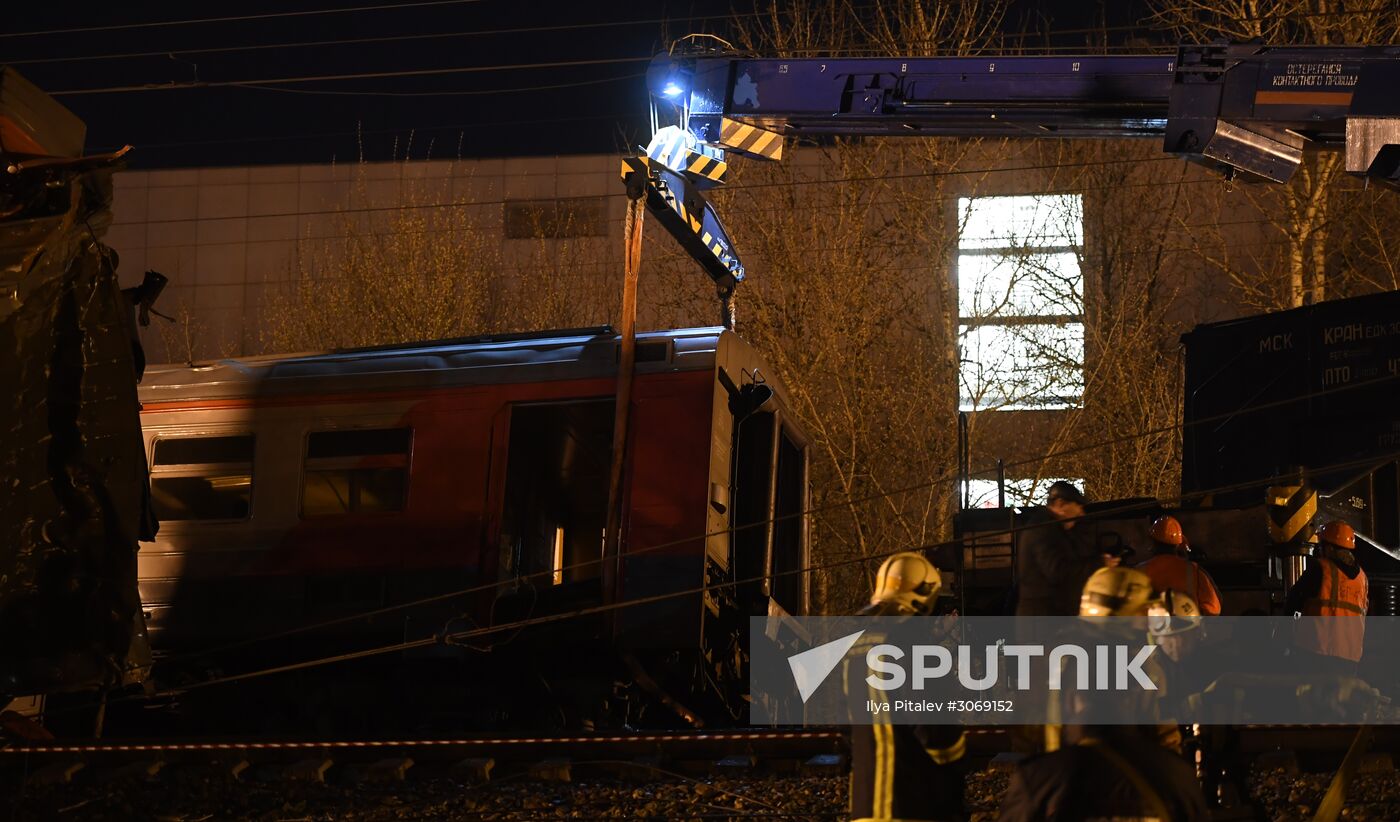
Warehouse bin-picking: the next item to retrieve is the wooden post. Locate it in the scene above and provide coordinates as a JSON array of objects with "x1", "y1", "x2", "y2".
[{"x1": 602, "y1": 193, "x2": 645, "y2": 608}]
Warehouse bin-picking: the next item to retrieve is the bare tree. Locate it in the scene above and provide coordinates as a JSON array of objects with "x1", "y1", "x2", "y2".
[
  {"x1": 155, "y1": 300, "x2": 213, "y2": 366},
  {"x1": 262, "y1": 158, "x2": 615, "y2": 352}
]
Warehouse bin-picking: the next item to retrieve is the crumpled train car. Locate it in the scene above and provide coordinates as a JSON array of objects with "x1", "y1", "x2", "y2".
[{"x1": 0, "y1": 68, "x2": 152, "y2": 706}]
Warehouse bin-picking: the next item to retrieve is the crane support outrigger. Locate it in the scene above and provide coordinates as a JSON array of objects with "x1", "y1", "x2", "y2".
[{"x1": 623, "y1": 42, "x2": 1400, "y2": 315}]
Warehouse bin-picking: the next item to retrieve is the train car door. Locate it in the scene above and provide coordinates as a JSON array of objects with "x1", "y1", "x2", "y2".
[
  {"x1": 489, "y1": 397, "x2": 615, "y2": 624},
  {"x1": 730, "y1": 392, "x2": 810, "y2": 618}
]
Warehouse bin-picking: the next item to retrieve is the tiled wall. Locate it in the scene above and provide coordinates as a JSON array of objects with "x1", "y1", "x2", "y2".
[{"x1": 104, "y1": 155, "x2": 622, "y2": 363}]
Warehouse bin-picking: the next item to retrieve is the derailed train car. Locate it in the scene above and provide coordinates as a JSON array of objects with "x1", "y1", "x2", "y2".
[
  {"x1": 127, "y1": 327, "x2": 809, "y2": 731},
  {"x1": 0, "y1": 69, "x2": 151, "y2": 708},
  {"x1": 954, "y1": 289, "x2": 1400, "y2": 617}
]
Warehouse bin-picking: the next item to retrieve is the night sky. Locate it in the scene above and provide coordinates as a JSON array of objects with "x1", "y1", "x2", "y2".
[{"x1": 5, "y1": 1, "x2": 1157, "y2": 169}]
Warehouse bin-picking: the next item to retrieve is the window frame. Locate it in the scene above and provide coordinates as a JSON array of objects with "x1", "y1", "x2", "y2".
[
  {"x1": 148, "y1": 432, "x2": 256, "y2": 524},
  {"x1": 298, "y1": 425, "x2": 414, "y2": 519},
  {"x1": 729, "y1": 398, "x2": 811, "y2": 617},
  {"x1": 769, "y1": 420, "x2": 809, "y2": 617}
]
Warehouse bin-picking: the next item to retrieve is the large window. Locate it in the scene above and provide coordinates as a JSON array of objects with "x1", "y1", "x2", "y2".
[
  {"x1": 956, "y1": 195, "x2": 1084, "y2": 411},
  {"x1": 150, "y1": 435, "x2": 254, "y2": 521},
  {"x1": 301, "y1": 427, "x2": 411, "y2": 517},
  {"x1": 962, "y1": 477, "x2": 1084, "y2": 510}
]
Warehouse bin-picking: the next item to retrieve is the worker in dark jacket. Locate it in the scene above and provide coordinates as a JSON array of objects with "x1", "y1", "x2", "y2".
[
  {"x1": 1015, "y1": 481, "x2": 1103, "y2": 616},
  {"x1": 1287, "y1": 520, "x2": 1368, "y2": 675},
  {"x1": 846, "y1": 552, "x2": 967, "y2": 822}
]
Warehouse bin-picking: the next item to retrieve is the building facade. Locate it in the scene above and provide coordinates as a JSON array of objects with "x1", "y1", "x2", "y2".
[{"x1": 101, "y1": 144, "x2": 1287, "y2": 516}]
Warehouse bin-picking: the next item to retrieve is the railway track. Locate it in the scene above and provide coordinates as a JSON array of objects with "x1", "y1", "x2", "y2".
[
  {"x1": 2, "y1": 729, "x2": 852, "y2": 787},
  {"x1": 5, "y1": 726, "x2": 1397, "y2": 820},
  {"x1": 4, "y1": 725, "x2": 1391, "y2": 783},
  {"x1": 3, "y1": 728, "x2": 862, "y2": 821}
]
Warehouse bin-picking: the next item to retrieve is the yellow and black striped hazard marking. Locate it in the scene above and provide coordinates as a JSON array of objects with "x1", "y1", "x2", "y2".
[
  {"x1": 646, "y1": 126, "x2": 729, "y2": 186},
  {"x1": 685, "y1": 151, "x2": 727, "y2": 184},
  {"x1": 620, "y1": 155, "x2": 653, "y2": 190},
  {"x1": 620, "y1": 155, "x2": 740, "y2": 279},
  {"x1": 719, "y1": 117, "x2": 783, "y2": 161},
  {"x1": 1267, "y1": 482, "x2": 1318, "y2": 544}
]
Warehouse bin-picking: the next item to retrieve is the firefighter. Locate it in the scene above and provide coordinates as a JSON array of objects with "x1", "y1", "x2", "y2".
[
  {"x1": 1076, "y1": 567, "x2": 1181, "y2": 751},
  {"x1": 1147, "y1": 589, "x2": 1206, "y2": 756},
  {"x1": 999, "y1": 571, "x2": 1210, "y2": 821},
  {"x1": 1147, "y1": 589, "x2": 1205, "y2": 665},
  {"x1": 1287, "y1": 520, "x2": 1368, "y2": 675},
  {"x1": 1078, "y1": 565, "x2": 1154, "y2": 618},
  {"x1": 1137, "y1": 515, "x2": 1223, "y2": 615},
  {"x1": 846, "y1": 552, "x2": 967, "y2": 822}
]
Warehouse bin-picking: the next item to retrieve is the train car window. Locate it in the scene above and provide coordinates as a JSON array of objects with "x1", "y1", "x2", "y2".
[
  {"x1": 150, "y1": 435, "x2": 254, "y2": 521},
  {"x1": 770, "y1": 428, "x2": 806, "y2": 616},
  {"x1": 301, "y1": 427, "x2": 411, "y2": 517},
  {"x1": 498, "y1": 400, "x2": 613, "y2": 586}
]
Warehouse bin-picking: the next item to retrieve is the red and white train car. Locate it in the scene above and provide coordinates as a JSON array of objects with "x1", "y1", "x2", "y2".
[{"x1": 133, "y1": 326, "x2": 809, "y2": 729}]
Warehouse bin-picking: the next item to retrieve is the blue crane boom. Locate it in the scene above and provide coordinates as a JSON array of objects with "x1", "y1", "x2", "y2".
[{"x1": 623, "y1": 42, "x2": 1400, "y2": 304}]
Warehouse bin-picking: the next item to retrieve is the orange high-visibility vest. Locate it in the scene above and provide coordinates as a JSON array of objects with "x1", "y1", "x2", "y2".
[
  {"x1": 1137, "y1": 553, "x2": 1223, "y2": 615},
  {"x1": 1294, "y1": 558, "x2": 1368, "y2": 663}
]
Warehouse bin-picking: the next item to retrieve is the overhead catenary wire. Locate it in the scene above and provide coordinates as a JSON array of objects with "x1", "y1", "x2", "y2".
[
  {"x1": 784, "y1": 5, "x2": 1400, "y2": 53},
  {"x1": 111, "y1": 151, "x2": 1388, "y2": 234},
  {"x1": 161, "y1": 366, "x2": 1400, "y2": 666},
  {"x1": 280, "y1": 210, "x2": 1355, "y2": 259},
  {"x1": 154, "y1": 450, "x2": 1400, "y2": 697},
  {"x1": 89, "y1": 112, "x2": 637, "y2": 153},
  {"x1": 5, "y1": 9, "x2": 777, "y2": 67},
  {"x1": 18, "y1": 6, "x2": 1385, "y2": 63},
  {"x1": 234, "y1": 72, "x2": 647, "y2": 98},
  {"x1": 108, "y1": 180, "x2": 1369, "y2": 271},
  {"x1": 104, "y1": 155, "x2": 1204, "y2": 231},
  {"x1": 47, "y1": 56, "x2": 657, "y2": 97},
  {"x1": 103, "y1": 156, "x2": 1383, "y2": 240},
  {"x1": 167, "y1": 232, "x2": 1365, "y2": 289},
  {"x1": 0, "y1": 0, "x2": 488, "y2": 39}
]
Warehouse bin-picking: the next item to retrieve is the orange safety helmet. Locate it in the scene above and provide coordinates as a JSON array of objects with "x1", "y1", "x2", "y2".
[
  {"x1": 1317, "y1": 520, "x2": 1356, "y2": 551},
  {"x1": 1149, "y1": 515, "x2": 1185, "y2": 547}
]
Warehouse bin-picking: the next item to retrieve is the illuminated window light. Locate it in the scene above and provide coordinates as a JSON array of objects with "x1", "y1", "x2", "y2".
[{"x1": 553, "y1": 526, "x2": 565, "y2": 586}]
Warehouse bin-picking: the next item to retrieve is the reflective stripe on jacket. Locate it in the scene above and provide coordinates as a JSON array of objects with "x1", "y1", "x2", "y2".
[{"x1": 1294, "y1": 557, "x2": 1368, "y2": 662}]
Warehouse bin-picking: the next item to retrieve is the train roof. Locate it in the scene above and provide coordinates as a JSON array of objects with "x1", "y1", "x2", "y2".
[{"x1": 140, "y1": 326, "x2": 741, "y2": 403}]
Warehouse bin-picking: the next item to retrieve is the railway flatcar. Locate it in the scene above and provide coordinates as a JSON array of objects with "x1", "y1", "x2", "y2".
[{"x1": 122, "y1": 326, "x2": 809, "y2": 732}]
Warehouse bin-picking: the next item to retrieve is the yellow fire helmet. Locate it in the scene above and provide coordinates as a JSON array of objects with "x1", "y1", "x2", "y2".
[
  {"x1": 872, "y1": 552, "x2": 942, "y2": 614},
  {"x1": 1079, "y1": 566, "x2": 1155, "y2": 617},
  {"x1": 1148, "y1": 589, "x2": 1204, "y2": 637}
]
